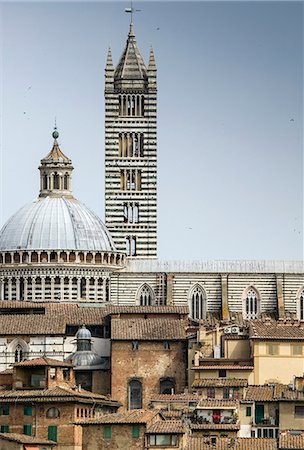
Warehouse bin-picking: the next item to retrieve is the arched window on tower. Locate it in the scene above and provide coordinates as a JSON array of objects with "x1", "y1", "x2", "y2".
[
  {"x1": 299, "y1": 288, "x2": 304, "y2": 321},
  {"x1": 53, "y1": 172, "x2": 60, "y2": 190},
  {"x1": 189, "y1": 285, "x2": 206, "y2": 321},
  {"x1": 64, "y1": 174, "x2": 69, "y2": 190},
  {"x1": 128, "y1": 379, "x2": 142, "y2": 409},
  {"x1": 243, "y1": 287, "x2": 260, "y2": 320},
  {"x1": 43, "y1": 174, "x2": 48, "y2": 190},
  {"x1": 137, "y1": 284, "x2": 155, "y2": 306}
]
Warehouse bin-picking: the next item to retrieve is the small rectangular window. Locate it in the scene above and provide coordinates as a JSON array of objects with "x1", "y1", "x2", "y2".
[
  {"x1": 48, "y1": 425, "x2": 58, "y2": 442},
  {"x1": 0, "y1": 405, "x2": 9, "y2": 416},
  {"x1": 24, "y1": 424, "x2": 32, "y2": 436},
  {"x1": 24, "y1": 404, "x2": 33, "y2": 416},
  {"x1": 223, "y1": 387, "x2": 230, "y2": 399},
  {"x1": 295, "y1": 406, "x2": 304, "y2": 417},
  {"x1": 246, "y1": 406, "x2": 252, "y2": 417},
  {"x1": 207, "y1": 387, "x2": 215, "y2": 399},
  {"x1": 164, "y1": 341, "x2": 170, "y2": 350},
  {"x1": 132, "y1": 341, "x2": 139, "y2": 351},
  {"x1": 219, "y1": 369, "x2": 226, "y2": 378},
  {"x1": 104, "y1": 425, "x2": 112, "y2": 439},
  {"x1": 267, "y1": 343, "x2": 279, "y2": 355},
  {"x1": 292, "y1": 345, "x2": 303, "y2": 356},
  {"x1": 132, "y1": 425, "x2": 140, "y2": 438},
  {"x1": 0, "y1": 425, "x2": 9, "y2": 433}
]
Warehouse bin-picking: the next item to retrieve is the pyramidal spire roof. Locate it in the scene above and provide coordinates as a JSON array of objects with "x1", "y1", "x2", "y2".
[
  {"x1": 114, "y1": 23, "x2": 147, "y2": 80},
  {"x1": 41, "y1": 129, "x2": 71, "y2": 164}
]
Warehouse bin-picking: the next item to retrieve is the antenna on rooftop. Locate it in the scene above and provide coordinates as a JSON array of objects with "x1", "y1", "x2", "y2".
[{"x1": 125, "y1": 0, "x2": 141, "y2": 24}]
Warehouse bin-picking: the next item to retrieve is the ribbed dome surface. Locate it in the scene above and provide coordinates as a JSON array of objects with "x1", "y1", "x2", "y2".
[{"x1": 0, "y1": 197, "x2": 116, "y2": 252}]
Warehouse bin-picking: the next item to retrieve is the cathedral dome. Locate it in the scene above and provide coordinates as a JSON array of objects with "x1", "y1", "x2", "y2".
[
  {"x1": 0, "y1": 128, "x2": 116, "y2": 253},
  {"x1": 0, "y1": 196, "x2": 115, "y2": 252}
]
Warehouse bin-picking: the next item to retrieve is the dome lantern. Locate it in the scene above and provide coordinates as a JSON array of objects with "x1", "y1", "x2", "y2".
[{"x1": 39, "y1": 128, "x2": 74, "y2": 198}]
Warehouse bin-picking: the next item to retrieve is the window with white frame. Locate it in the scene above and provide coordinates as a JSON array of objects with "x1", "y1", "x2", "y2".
[
  {"x1": 190, "y1": 285, "x2": 206, "y2": 320},
  {"x1": 244, "y1": 287, "x2": 259, "y2": 320},
  {"x1": 137, "y1": 284, "x2": 154, "y2": 306}
]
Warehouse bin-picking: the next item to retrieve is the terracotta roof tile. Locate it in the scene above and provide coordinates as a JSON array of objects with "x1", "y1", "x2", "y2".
[
  {"x1": 192, "y1": 378, "x2": 248, "y2": 388},
  {"x1": 111, "y1": 318, "x2": 186, "y2": 340},
  {"x1": 0, "y1": 432, "x2": 56, "y2": 444},
  {"x1": 194, "y1": 364, "x2": 253, "y2": 370},
  {"x1": 190, "y1": 423, "x2": 240, "y2": 430},
  {"x1": 146, "y1": 420, "x2": 185, "y2": 434},
  {"x1": 197, "y1": 399, "x2": 238, "y2": 408},
  {"x1": 0, "y1": 301, "x2": 107, "y2": 335},
  {"x1": 149, "y1": 393, "x2": 200, "y2": 402},
  {"x1": 161, "y1": 410, "x2": 183, "y2": 419},
  {"x1": 250, "y1": 321, "x2": 304, "y2": 340},
  {"x1": 235, "y1": 438, "x2": 277, "y2": 449},
  {"x1": 279, "y1": 433, "x2": 304, "y2": 449},
  {"x1": 104, "y1": 305, "x2": 189, "y2": 315},
  {"x1": 76, "y1": 410, "x2": 158, "y2": 424},
  {"x1": 15, "y1": 357, "x2": 73, "y2": 368},
  {"x1": 0, "y1": 386, "x2": 118, "y2": 405},
  {"x1": 185, "y1": 437, "x2": 229, "y2": 450},
  {"x1": 185, "y1": 437, "x2": 277, "y2": 450},
  {"x1": 244, "y1": 386, "x2": 274, "y2": 401}
]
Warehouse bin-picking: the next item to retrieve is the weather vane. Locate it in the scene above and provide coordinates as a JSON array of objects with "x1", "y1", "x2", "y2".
[{"x1": 125, "y1": 0, "x2": 141, "y2": 24}]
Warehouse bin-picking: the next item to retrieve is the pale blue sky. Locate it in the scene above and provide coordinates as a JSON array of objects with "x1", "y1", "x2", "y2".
[{"x1": 0, "y1": 1, "x2": 303, "y2": 260}]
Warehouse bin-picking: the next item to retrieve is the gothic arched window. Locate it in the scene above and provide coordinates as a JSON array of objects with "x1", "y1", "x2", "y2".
[
  {"x1": 244, "y1": 287, "x2": 260, "y2": 320},
  {"x1": 299, "y1": 288, "x2": 304, "y2": 321},
  {"x1": 128, "y1": 379, "x2": 142, "y2": 410},
  {"x1": 15, "y1": 344, "x2": 24, "y2": 363},
  {"x1": 137, "y1": 284, "x2": 155, "y2": 306},
  {"x1": 189, "y1": 285, "x2": 206, "y2": 320}
]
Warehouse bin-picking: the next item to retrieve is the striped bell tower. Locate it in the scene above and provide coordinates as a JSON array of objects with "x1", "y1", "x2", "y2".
[{"x1": 104, "y1": 23, "x2": 157, "y2": 258}]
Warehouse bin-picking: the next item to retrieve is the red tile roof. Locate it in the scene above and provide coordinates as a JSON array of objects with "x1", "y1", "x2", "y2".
[
  {"x1": 193, "y1": 364, "x2": 253, "y2": 370},
  {"x1": 105, "y1": 305, "x2": 189, "y2": 315},
  {"x1": 149, "y1": 393, "x2": 201, "y2": 402},
  {"x1": 280, "y1": 432, "x2": 304, "y2": 449},
  {"x1": 111, "y1": 318, "x2": 186, "y2": 340},
  {"x1": 15, "y1": 357, "x2": 73, "y2": 368},
  {"x1": 146, "y1": 420, "x2": 185, "y2": 434},
  {"x1": 197, "y1": 399, "x2": 238, "y2": 408},
  {"x1": 192, "y1": 378, "x2": 248, "y2": 388},
  {"x1": 0, "y1": 386, "x2": 119, "y2": 406},
  {"x1": 190, "y1": 423, "x2": 240, "y2": 430},
  {"x1": 244, "y1": 386, "x2": 274, "y2": 401},
  {"x1": 185, "y1": 437, "x2": 277, "y2": 450},
  {"x1": 0, "y1": 432, "x2": 56, "y2": 444},
  {"x1": 250, "y1": 320, "x2": 304, "y2": 340},
  {"x1": 0, "y1": 301, "x2": 107, "y2": 335}
]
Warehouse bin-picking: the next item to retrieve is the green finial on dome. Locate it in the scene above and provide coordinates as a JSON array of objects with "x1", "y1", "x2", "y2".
[{"x1": 52, "y1": 118, "x2": 59, "y2": 140}]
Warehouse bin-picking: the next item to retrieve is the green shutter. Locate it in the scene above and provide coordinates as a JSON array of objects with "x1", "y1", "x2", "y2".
[
  {"x1": 23, "y1": 424, "x2": 32, "y2": 436},
  {"x1": 1, "y1": 404, "x2": 9, "y2": 416},
  {"x1": 24, "y1": 404, "x2": 33, "y2": 416},
  {"x1": 48, "y1": 425, "x2": 58, "y2": 442},
  {"x1": 132, "y1": 425, "x2": 140, "y2": 438},
  {"x1": 246, "y1": 406, "x2": 252, "y2": 417},
  {"x1": 0, "y1": 425, "x2": 9, "y2": 433},
  {"x1": 103, "y1": 425, "x2": 112, "y2": 439}
]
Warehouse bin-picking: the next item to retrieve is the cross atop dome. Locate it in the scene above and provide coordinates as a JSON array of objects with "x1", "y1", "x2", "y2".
[{"x1": 39, "y1": 127, "x2": 74, "y2": 198}]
